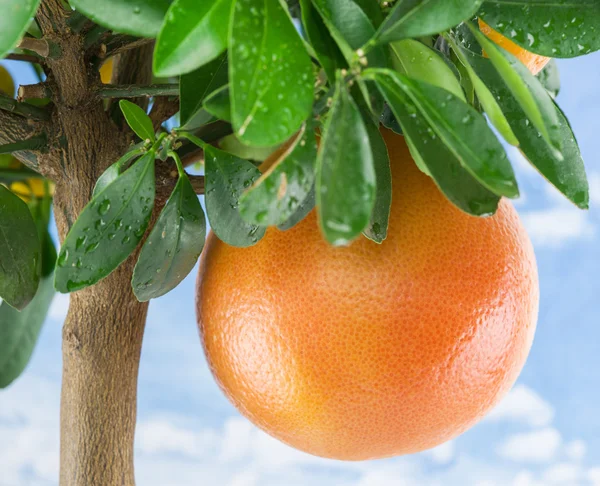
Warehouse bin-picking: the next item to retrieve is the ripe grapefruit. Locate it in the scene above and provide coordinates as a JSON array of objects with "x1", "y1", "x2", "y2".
[
  {"x1": 196, "y1": 129, "x2": 539, "y2": 460},
  {"x1": 480, "y1": 19, "x2": 550, "y2": 75}
]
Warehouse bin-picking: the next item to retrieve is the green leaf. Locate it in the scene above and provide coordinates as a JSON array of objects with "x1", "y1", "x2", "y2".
[
  {"x1": 277, "y1": 184, "x2": 315, "y2": 231},
  {"x1": 367, "y1": 69, "x2": 518, "y2": 198},
  {"x1": 390, "y1": 39, "x2": 466, "y2": 101},
  {"x1": 55, "y1": 153, "x2": 156, "y2": 293},
  {"x1": 218, "y1": 134, "x2": 279, "y2": 161},
  {"x1": 0, "y1": 269, "x2": 55, "y2": 388},
  {"x1": 362, "y1": 119, "x2": 391, "y2": 243},
  {"x1": 70, "y1": 0, "x2": 170, "y2": 38},
  {"x1": 0, "y1": 185, "x2": 40, "y2": 310},
  {"x1": 468, "y1": 23, "x2": 562, "y2": 156},
  {"x1": 373, "y1": 0, "x2": 483, "y2": 45},
  {"x1": 317, "y1": 76, "x2": 376, "y2": 246},
  {"x1": 239, "y1": 118, "x2": 317, "y2": 226},
  {"x1": 153, "y1": 0, "x2": 233, "y2": 77},
  {"x1": 132, "y1": 173, "x2": 206, "y2": 301},
  {"x1": 374, "y1": 72, "x2": 500, "y2": 216},
  {"x1": 479, "y1": 0, "x2": 600, "y2": 58},
  {"x1": 119, "y1": 100, "x2": 156, "y2": 141},
  {"x1": 92, "y1": 147, "x2": 145, "y2": 198},
  {"x1": 469, "y1": 55, "x2": 588, "y2": 208},
  {"x1": 537, "y1": 59, "x2": 560, "y2": 99},
  {"x1": 203, "y1": 84, "x2": 232, "y2": 122},
  {"x1": 204, "y1": 145, "x2": 266, "y2": 247},
  {"x1": 300, "y1": 0, "x2": 347, "y2": 82},
  {"x1": 0, "y1": 0, "x2": 41, "y2": 59},
  {"x1": 353, "y1": 0, "x2": 384, "y2": 27},
  {"x1": 229, "y1": 0, "x2": 313, "y2": 147},
  {"x1": 445, "y1": 33, "x2": 519, "y2": 146},
  {"x1": 180, "y1": 54, "x2": 228, "y2": 126}
]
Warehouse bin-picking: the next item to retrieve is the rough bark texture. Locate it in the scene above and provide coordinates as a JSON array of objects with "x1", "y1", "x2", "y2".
[{"x1": 12, "y1": 1, "x2": 164, "y2": 484}]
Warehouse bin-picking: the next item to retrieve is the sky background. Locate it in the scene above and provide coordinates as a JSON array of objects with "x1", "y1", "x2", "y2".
[{"x1": 1, "y1": 51, "x2": 600, "y2": 486}]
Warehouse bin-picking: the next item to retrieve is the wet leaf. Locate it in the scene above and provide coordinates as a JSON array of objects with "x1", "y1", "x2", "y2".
[
  {"x1": 239, "y1": 118, "x2": 317, "y2": 226},
  {"x1": 479, "y1": 0, "x2": 600, "y2": 58},
  {"x1": 55, "y1": 153, "x2": 156, "y2": 293},
  {"x1": 229, "y1": 0, "x2": 313, "y2": 147},
  {"x1": 366, "y1": 69, "x2": 518, "y2": 198},
  {"x1": 0, "y1": 0, "x2": 41, "y2": 59},
  {"x1": 132, "y1": 173, "x2": 206, "y2": 301},
  {"x1": 70, "y1": 0, "x2": 169, "y2": 38},
  {"x1": 203, "y1": 85, "x2": 231, "y2": 122},
  {"x1": 277, "y1": 184, "x2": 315, "y2": 231},
  {"x1": 92, "y1": 147, "x2": 145, "y2": 198},
  {"x1": 374, "y1": 71, "x2": 500, "y2": 216},
  {"x1": 204, "y1": 145, "x2": 266, "y2": 247},
  {"x1": 362, "y1": 119, "x2": 391, "y2": 243},
  {"x1": 317, "y1": 76, "x2": 376, "y2": 246},
  {"x1": 119, "y1": 101, "x2": 156, "y2": 141},
  {"x1": 0, "y1": 233, "x2": 55, "y2": 388},
  {"x1": 153, "y1": 0, "x2": 233, "y2": 76},
  {"x1": 180, "y1": 54, "x2": 228, "y2": 126},
  {"x1": 373, "y1": 0, "x2": 483, "y2": 45},
  {"x1": 0, "y1": 185, "x2": 40, "y2": 310},
  {"x1": 537, "y1": 59, "x2": 560, "y2": 99}
]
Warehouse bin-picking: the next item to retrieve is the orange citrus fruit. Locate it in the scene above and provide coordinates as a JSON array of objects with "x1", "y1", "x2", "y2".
[
  {"x1": 0, "y1": 65, "x2": 15, "y2": 97},
  {"x1": 480, "y1": 19, "x2": 550, "y2": 75},
  {"x1": 196, "y1": 129, "x2": 539, "y2": 460},
  {"x1": 10, "y1": 178, "x2": 54, "y2": 202},
  {"x1": 100, "y1": 57, "x2": 114, "y2": 84}
]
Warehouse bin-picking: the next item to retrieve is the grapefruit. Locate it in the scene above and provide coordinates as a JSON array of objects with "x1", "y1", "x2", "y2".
[
  {"x1": 196, "y1": 128, "x2": 539, "y2": 460},
  {"x1": 480, "y1": 19, "x2": 551, "y2": 75}
]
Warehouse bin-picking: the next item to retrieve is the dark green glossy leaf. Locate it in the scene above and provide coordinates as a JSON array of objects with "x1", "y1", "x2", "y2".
[
  {"x1": 70, "y1": 0, "x2": 170, "y2": 38},
  {"x1": 373, "y1": 0, "x2": 483, "y2": 45},
  {"x1": 277, "y1": 184, "x2": 315, "y2": 231},
  {"x1": 0, "y1": 270, "x2": 55, "y2": 388},
  {"x1": 219, "y1": 134, "x2": 278, "y2": 161},
  {"x1": 374, "y1": 72, "x2": 500, "y2": 216},
  {"x1": 119, "y1": 100, "x2": 155, "y2": 141},
  {"x1": 92, "y1": 147, "x2": 145, "y2": 198},
  {"x1": 180, "y1": 54, "x2": 228, "y2": 126},
  {"x1": 0, "y1": 185, "x2": 40, "y2": 310},
  {"x1": 229, "y1": 0, "x2": 313, "y2": 147},
  {"x1": 479, "y1": 0, "x2": 600, "y2": 58},
  {"x1": 390, "y1": 39, "x2": 465, "y2": 101},
  {"x1": 300, "y1": 0, "x2": 347, "y2": 82},
  {"x1": 203, "y1": 85, "x2": 231, "y2": 122},
  {"x1": 132, "y1": 173, "x2": 206, "y2": 301},
  {"x1": 0, "y1": 0, "x2": 41, "y2": 59},
  {"x1": 362, "y1": 119, "x2": 391, "y2": 243},
  {"x1": 353, "y1": 0, "x2": 384, "y2": 27},
  {"x1": 55, "y1": 153, "x2": 156, "y2": 293},
  {"x1": 379, "y1": 104, "x2": 402, "y2": 134},
  {"x1": 239, "y1": 118, "x2": 317, "y2": 226},
  {"x1": 537, "y1": 59, "x2": 560, "y2": 98},
  {"x1": 317, "y1": 76, "x2": 375, "y2": 246},
  {"x1": 153, "y1": 0, "x2": 233, "y2": 76},
  {"x1": 204, "y1": 145, "x2": 266, "y2": 247},
  {"x1": 468, "y1": 23, "x2": 562, "y2": 156}
]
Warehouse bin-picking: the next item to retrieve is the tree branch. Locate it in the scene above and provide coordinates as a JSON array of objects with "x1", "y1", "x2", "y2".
[
  {"x1": 0, "y1": 109, "x2": 49, "y2": 174},
  {"x1": 0, "y1": 93, "x2": 51, "y2": 120},
  {"x1": 17, "y1": 83, "x2": 52, "y2": 101},
  {"x1": 0, "y1": 135, "x2": 48, "y2": 154},
  {"x1": 5, "y1": 53, "x2": 44, "y2": 64},
  {"x1": 97, "y1": 84, "x2": 179, "y2": 99},
  {"x1": 18, "y1": 37, "x2": 61, "y2": 58},
  {"x1": 101, "y1": 36, "x2": 155, "y2": 59}
]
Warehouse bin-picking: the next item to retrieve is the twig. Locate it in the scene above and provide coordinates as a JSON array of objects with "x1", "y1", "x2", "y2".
[
  {"x1": 0, "y1": 93, "x2": 51, "y2": 120},
  {"x1": 0, "y1": 134, "x2": 48, "y2": 154},
  {"x1": 97, "y1": 84, "x2": 179, "y2": 99},
  {"x1": 101, "y1": 36, "x2": 155, "y2": 58},
  {"x1": 18, "y1": 37, "x2": 61, "y2": 58},
  {"x1": 5, "y1": 53, "x2": 44, "y2": 64},
  {"x1": 189, "y1": 175, "x2": 205, "y2": 194},
  {"x1": 17, "y1": 83, "x2": 52, "y2": 101}
]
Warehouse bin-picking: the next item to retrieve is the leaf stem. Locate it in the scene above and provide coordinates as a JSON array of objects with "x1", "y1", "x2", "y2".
[{"x1": 168, "y1": 151, "x2": 186, "y2": 177}]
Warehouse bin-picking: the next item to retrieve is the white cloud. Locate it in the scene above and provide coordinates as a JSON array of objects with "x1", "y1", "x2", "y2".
[
  {"x1": 425, "y1": 441, "x2": 455, "y2": 465},
  {"x1": 564, "y1": 439, "x2": 587, "y2": 461},
  {"x1": 588, "y1": 172, "x2": 600, "y2": 206},
  {"x1": 542, "y1": 462, "x2": 582, "y2": 484},
  {"x1": 485, "y1": 385, "x2": 554, "y2": 428},
  {"x1": 496, "y1": 428, "x2": 561, "y2": 463},
  {"x1": 588, "y1": 467, "x2": 600, "y2": 486},
  {"x1": 512, "y1": 470, "x2": 544, "y2": 486},
  {"x1": 521, "y1": 207, "x2": 594, "y2": 247}
]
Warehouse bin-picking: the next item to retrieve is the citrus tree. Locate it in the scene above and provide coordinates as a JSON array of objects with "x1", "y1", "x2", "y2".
[{"x1": 0, "y1": 0, "x2": 598, "y2": 484}]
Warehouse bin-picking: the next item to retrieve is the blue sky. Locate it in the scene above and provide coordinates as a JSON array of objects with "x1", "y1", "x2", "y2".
[{"x1": 1, "y1": 52, "x2": 600, "y2": 486}]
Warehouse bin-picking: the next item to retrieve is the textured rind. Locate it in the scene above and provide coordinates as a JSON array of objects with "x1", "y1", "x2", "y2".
[{"x1": 196, "y1": 129, "x2": 539, "y2": 461}]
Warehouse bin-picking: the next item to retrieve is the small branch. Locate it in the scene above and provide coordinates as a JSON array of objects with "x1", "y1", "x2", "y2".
[
  {"x1": 17, "y1": 83, "x2": 52, "y2": 101},
  {"x1": 18, "y1": 37, "x2": 61, "y2": 58},
  {"x1": 5, "y1": 53, "x2": 44, "y2": 64},
  {"x1": 0, "y1": 135, "x2": 48, "y2": 154},
  {"x1": 97, "y1": 84, "x2": 179, "y2": 99},
  {"x1": 189, "y1": 175, "x2": 205, "y2": 194},
  {"x1": 101, "y1": 36, "x2": 155, "y2": 59},
  {"x1": 149, "y1": 97, "x2": 179, "y2": 131},
  {"x1": 0, "y1": 93, "x2": 51, "y2": 120}
]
